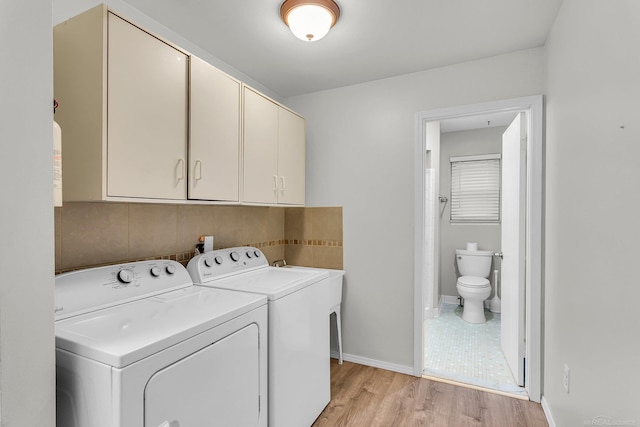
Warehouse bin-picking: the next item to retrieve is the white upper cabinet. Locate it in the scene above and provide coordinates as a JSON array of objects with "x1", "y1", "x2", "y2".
[
  {"x1": 189, "y1": 57, "x2": 241, "y2": 202},
  {"x1": 277, "y1": 107, "x2": 306, "y2": 205},
  {"x1": 55, "y1": 5, "x2": 304, "y2": 205},
  {"x1": 243, "y1": 87, "x2": 280, "y2": 204},
  {"x1": 107, "y1": 13, "x2": 188, "y2": 200},
  {"x1": 242, "y1": 87, "x2": 305, "y2": 206},
  {"x1": 54, "y1": 5, "x2": 188, "y2": 201}
]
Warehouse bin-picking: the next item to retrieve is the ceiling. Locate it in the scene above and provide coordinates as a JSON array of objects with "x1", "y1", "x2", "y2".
[
  {"x1": 440, "y1": 111, "x2": 517, "y2": 134},
  {"x1": 122, "y1": 0, "x2": 563, "y2": 98}
]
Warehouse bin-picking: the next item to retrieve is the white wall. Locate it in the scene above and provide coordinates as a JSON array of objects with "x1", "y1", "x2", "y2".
[
  {"x1": 544, "y1": 0, "x2": 640, "y2": 425},
  {"x1": 439, "y1": 127, "x2": 504, "y2": 298},
  {"x1": 0, "y1": 0, "x2": 56, "y2": 425},
  {"x1": 287, "y1": 49, "x2": 545, "y2": 368}
]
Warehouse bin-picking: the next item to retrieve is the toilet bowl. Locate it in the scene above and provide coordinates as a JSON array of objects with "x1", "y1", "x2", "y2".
[{"x1": 455, "y1": 248, "x2": 493, "y2": 324}]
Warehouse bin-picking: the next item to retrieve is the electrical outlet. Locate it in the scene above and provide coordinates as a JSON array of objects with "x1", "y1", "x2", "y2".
[{"x1": 563, "y1": 364, "x2": 570, "y2": 393}]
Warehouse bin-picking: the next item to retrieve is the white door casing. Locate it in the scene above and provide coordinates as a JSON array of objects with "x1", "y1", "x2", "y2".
[
  {"x1": 500, "y1": 112, "x2": 527, "y2": 386},
  {"x1": 414, "y1": 95, "x2": 543, "y2": 402}
]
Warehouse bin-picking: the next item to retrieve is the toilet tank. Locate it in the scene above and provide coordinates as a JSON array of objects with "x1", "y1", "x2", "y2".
[{"x1": 455, "y1": 249, "x2": 493, "y2": 278}]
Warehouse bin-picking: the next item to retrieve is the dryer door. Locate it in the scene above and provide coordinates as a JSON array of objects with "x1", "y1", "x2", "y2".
[{"x1": 144, "y1": 324, "x2": 261, "y2": 427}]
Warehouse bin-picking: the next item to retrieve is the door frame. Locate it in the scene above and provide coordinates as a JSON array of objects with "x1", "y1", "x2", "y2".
[{"x1": 413, "y1": 95, "x2": 543, "y2": 402}]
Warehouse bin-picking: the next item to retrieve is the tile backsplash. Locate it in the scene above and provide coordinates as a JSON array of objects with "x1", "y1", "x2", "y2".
[
  {"x1": 285, "y1": 207, "x2": 343, "y2": 269},
  {"x1": 55, "y1": 203, "x2": 343, "y2": 273}
]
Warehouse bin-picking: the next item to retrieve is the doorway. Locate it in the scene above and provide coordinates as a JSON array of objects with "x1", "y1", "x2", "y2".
[{"x1": 413, "y1": 96, "x2": 543, "y2": 402}]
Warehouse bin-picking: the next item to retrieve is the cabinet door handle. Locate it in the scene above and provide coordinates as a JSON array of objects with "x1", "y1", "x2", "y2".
[
  {"x1": 280, "y1": 176, "x2": 286, "y2": 193},
  {"x1": 176, "y1": 158, "x2": 185, "y2": 181},
  {"x1": 272, "y1": 175, "x2": 278, "y2": 192},
  {"x1": 194, "y1": 160, "x2": 203, "y2": 181}
]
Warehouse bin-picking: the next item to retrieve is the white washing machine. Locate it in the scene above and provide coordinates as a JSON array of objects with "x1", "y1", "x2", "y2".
[
  {"x1": 187, "y1": 247, "x2": 330, "y2": 427},
  {"x1": 54, "y1": 259, "x2": 268, "y2": 427}
]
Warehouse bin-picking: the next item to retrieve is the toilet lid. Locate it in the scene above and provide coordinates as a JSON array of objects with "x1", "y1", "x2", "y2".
[{"x1": 457, "y1": 276, "x2": 490, "y2": 287}]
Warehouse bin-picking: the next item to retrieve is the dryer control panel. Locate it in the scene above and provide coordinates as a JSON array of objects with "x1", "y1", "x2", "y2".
[
  {"x1": 55, "y1": 260, "x2": 192, "y2": 320},
  {"x1": 187, "y1": 246, "x2": 268, "y2": 283}
]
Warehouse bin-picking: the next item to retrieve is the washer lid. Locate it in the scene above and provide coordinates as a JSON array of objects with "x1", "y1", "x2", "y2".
[
  {"x1": 457, "y1": 276, "x2": 490, "y2": 287},
  {"x1": 55, "y1": 286, "x2": 266, "y2": 368},
  {"x1": 199, "y1": 267, "x2": 329, "y2": 300}
]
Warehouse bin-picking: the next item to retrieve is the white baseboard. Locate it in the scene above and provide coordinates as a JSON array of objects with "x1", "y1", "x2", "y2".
[
  {"x1": 424, "y1": 305, "x2": 440, "y2": 318},
  {"x1": 541, "y1": 396, "x2": 557, "y2": 427},
  {"x1": 340, "y1": 353, "x2": 415, "y2": 376},
  {"x1": 441, "y1": 295, "x2": 460, "y2": 305},
  {"x1": 441, "y1": 295, "x2": 497, "y2": 310}
]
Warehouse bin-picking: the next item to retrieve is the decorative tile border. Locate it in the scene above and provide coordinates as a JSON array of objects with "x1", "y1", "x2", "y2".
[
  {"x1": 55, "y1": 239, "x2": 342, "y2": 274},
  {"x1": 55, "y1": 240, "x2": 344, "y2": 274},
  {"x1": 284, "y1": 239, "x2": 343, "y2": 247},
  {"x1": 227, "y1": 239, "x2": 342, "y2": 247}
]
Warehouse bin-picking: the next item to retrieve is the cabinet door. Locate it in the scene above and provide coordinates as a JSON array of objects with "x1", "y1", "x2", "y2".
[
  {"x1": 107, "y1": 13, "x2": 188, "y2": 200},
  {"x1": 190, "y1": 57, "x2": 240, "y2": 201},
  {"x1": 243, "y1": 88, "x2": 278, "y2": 204},
  {"x1": 277, "y1": 108, "x2": 305, "y2": 205}
]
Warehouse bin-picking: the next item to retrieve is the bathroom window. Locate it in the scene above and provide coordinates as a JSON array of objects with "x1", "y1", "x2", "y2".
[{"x1": 450, "y1": 154, "x2": 501, "y2": 223}]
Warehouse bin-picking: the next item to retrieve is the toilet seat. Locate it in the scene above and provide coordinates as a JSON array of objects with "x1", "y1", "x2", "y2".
[{"x1": 457, "y1": 275, "x2": 490, "y2": 288}]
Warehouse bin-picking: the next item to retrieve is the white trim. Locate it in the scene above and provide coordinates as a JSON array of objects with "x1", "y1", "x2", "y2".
[
  {"x1": 440, "y1": 295, "x2": 498, "y2": 309},
  {"x1": 414, "y1": 111, "x2": 427, "y2": 378},
  {"x1": 424, "y1": 305, "x2": 440, "y2": 319},
  {"x1": 414, "y1": 95, "x2": 544, "y2": 403},
  {"x1": 541, "y1": 396, "x2": 557, "y2": 427},
  {"x1": 524, "y1": 95, "x2": 544, "y2": 402},
  {"x1": 341, "y1": 353, "x2": 414, "y2": 376},
  {"x1": 441, "y1": 295, "x2": 460, "y2": 305}
]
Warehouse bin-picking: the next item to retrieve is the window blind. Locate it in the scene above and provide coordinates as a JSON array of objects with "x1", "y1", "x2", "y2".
[{"x1": 450, "y1": 154, "x2": 501, "y2": 223}]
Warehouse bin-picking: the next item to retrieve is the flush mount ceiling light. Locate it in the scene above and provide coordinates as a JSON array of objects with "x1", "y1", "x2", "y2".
[{"x1": 280, "y1": 0, "x2": 340, "y2": 42}]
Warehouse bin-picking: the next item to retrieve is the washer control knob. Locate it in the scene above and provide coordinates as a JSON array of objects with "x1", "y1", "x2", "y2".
[
  {"x1": 117, "y1": 269, "x2": 134, "y2": 284},
  {"x1": 214, "y1": 256, "x2": 223, "y2": 265},
  {"x1": 254, "y1": 250, "x2": 261, "y2": 258},
  {"x1": 246, "y1": 251, "x2": 253, "y2": 259},
  {"x1": 204, "y1": 258, "x2": 214, "y2": 268},
  {"x1": 230, "y1": 251, "x2": 240, "y2": 262},
  {"x1": 150, "y1": 266, "x2": 162, "y2": 277},
  {"x1": 165, "y1": 264, "x2": 177, "y2": 275}
]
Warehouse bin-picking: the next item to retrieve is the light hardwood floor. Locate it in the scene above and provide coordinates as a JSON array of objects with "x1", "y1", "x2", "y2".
[{"x1": 312, "y1": 360, "x2": 549, "y2": 427}]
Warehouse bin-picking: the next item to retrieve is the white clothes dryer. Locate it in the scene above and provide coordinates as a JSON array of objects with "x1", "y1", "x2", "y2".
[
  {"x1": 187, "y1": 247, "x2": 330, "y2": 427},
  {"x1": 54, "y1": 259, "x2": 268, "y2": 427}
]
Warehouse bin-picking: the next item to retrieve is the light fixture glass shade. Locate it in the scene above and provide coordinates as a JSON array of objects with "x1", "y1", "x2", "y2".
[
  {"x1": 281, "y1": 0, "x2": 340, "y2": 42},
  {"x1": 287, "y1": 4, "x2": 333, "y2": 41}
]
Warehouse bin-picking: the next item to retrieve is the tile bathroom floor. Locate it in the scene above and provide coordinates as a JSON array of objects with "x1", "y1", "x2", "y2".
[{"x1": 423, "y1": 303, "x2": 527, "y2": 397}]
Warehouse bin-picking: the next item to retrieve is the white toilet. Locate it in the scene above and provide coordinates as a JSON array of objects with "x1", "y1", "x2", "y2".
[{"x1": 455, "y1": 246, "x2": 493, "y2": 324}]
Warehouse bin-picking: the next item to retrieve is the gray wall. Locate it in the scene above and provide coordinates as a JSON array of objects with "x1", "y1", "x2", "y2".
[
  {"x1": 287, "y1": 48, "x2": 545, "y2": 369},
  {"x1": 544, "y1": 0, "x2": 640, "y2": 425},
  {"x1": 439, "y1": 127, "x2": 504, "y2": 298},
  {"x1": 0, "y1": 0, "x2": 56, "y2": 425}
]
